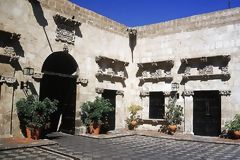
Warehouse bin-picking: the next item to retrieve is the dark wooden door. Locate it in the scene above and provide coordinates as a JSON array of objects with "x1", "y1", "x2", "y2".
[
  {"x1": 40, "y1": 74, "x2": 76, "y2": 134},
  {"x1": 149, "y1": 92, "x2": 165, "y2": 119},
  {"x1": 102, "y1": 90, "x2": 116, "y2": 131},
  {"x1": 193, "y1": 91, "x2": 221, "y2": 136}
]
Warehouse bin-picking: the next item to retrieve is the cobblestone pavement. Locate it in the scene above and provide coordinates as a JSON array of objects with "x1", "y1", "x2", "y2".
[
  {"x1": 0, "y1": 147, "x2": 74, "y2": 160},
  {"x1": 43, "y1": 133, "x2": 240, "y2": 160},
  {"x1": 1, "y1": 133, "x2": 240, "y2": 160}
]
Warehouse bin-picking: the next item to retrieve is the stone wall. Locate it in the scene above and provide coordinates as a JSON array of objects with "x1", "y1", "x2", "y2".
[
  {"x1": 134, "y1": 8, "x2": 240, "y2": 132},
  {"x1": 0, "y1": 0, "x2": 131, "y2": 137}
]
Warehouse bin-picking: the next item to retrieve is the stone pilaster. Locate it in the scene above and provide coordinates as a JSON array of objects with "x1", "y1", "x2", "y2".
[{"x1": 183, "y1": 91, "x2": 194, "y2": 134}]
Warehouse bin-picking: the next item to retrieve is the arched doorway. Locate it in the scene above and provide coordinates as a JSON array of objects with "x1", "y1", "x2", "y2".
[{"x1": 40, "y1": 51, "x2": 78, "y2": 134}]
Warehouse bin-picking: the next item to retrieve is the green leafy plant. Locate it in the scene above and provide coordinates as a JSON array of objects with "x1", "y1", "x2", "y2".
[
  {"x1": 160, "y1": 96, "x2": 183, "y2": 134},
  {"x1": 125, "y1": 104, "x2": 143, "y2": 129},
  {"x1": 225, "y1": 113, "x2": 240, "y2": 131},
  {"x1": 80, "y1": 96, "x2": 113, "y2": 127},
  {"x1": 16, "y1": 95, "x2": 58, "y2": 130}
]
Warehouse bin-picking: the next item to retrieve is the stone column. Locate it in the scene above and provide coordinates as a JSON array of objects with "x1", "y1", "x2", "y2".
[
  {"x1": 219, "y1": 90, "x2": 231, "y2": 130},
  {"x1": 115, "y1": 90, "x2": 124, "y2": 129},
  {"x1": 183, "y1": 91, "x2": 194, "y2": 134},
  {"x1": 140, "y1": 91, "x2": 149, "y2": 119},
  {"x1": 164, "y1": 91, "x2": 171, "y2": 112},
  {"x1": 74, "y1": 81, "x2": 82, "y2": 135}
]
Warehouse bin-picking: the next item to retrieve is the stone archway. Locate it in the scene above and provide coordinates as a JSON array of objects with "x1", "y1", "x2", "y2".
[{"x1": 40, "y1": 51, "x2": 78, "y2": 134}]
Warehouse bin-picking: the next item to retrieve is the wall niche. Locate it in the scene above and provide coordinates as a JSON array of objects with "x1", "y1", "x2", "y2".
[
  {"x1": 95, "y1": 56, "x2": 129, "y2": 83},
  {"x1": 180, "y1": 55, "x2": 231, "y2": 83}
]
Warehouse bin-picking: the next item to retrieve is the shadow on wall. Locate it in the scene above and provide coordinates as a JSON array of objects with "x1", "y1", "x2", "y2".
[{"x1": 28, "y1": 0, "x2": 48, "y2": 27}]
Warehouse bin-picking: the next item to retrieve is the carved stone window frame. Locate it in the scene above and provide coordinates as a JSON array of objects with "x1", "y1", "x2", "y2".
[
  {"x1": 95, "y1": 56, "x2": 129, "y2": 81},
  {"x1": 181, "y1": 55, "x2": 231, "y2": 82},
  {"x1": 137, "y1": 60, "x2": 174, "y2": 83}
]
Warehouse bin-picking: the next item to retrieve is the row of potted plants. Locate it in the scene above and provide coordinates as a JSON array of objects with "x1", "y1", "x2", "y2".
[{"x1": 15, "y1": 95, "x2": 240, "y2": 139}]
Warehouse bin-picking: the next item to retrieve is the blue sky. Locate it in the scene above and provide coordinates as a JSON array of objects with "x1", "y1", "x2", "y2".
[{"x1": 70, "y1": 0, "x2": 240, "y2": 27}]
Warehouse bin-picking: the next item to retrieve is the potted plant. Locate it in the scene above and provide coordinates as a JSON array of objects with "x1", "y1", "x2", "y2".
[
  {"x1": 225, "y1": 113, "x2": 240, "y2": 139},
  {"x1": 80, "y1": 97, "x2": 113, "y2": 135},
  {"x1": 16, "y1": 95, "x2": 58, "y2": 139},
  {"x1": 160, "y1": 96, "x2": 183, "y2": 134},
  {"x1": 125, "y1": 104, "x2": 143, "y2": 130}
]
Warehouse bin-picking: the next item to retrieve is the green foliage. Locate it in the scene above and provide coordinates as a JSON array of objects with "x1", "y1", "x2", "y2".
[
  {"x1": 80, "y1": 97, "x2": 113, "y2": 126},
  {"x1": 165, "y1": 96, "x2": 183, "y2": 125},
  {"x1": 225, "y1": 113, "x2": 240, "y2": 131},
  {"x1": 160, "y1": 96, "x2": 183, "y2": 134},
  {"x1": 125, "y1": 104, "x2": 143, "y2": 128},
  {"x1": 16, "y1": 95, "x2": 58, "y2": 130}
]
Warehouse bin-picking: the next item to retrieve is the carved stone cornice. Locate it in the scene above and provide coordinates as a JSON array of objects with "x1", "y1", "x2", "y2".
[
  {"x1": 140, "y1": 91, "x2": 149, "y2": 97},
  {"x1": 0, "y1": 75, "x2": 17, "y2": 84},
  {"x1": 219, "y1": 90, "x2": 231, "y2": 96},
  {"x1": 116, "y1": 90, "x2": 124, "y2": 96},
  {"x1": 95, "y1": 87, "x2": 104, "y2": 94},
  {"x1": 183, "y1": 90, "x2": 194, "y2": 97}
]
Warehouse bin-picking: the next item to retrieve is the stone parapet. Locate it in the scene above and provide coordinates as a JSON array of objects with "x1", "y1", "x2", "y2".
[
  {"x1": 136, "y1": 7, "x2": 240, "y2": 38},
  {"x1": 40, "y1": 0, "x2": 128, "y2": 37}
]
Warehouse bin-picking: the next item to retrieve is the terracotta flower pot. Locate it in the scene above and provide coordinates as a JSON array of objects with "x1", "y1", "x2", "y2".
[
  {"x1": 233, "y1": 130, "x2": 240, "y2": 139},
  {"x1": 168, "y1": 124, "x2": 177, "y2": 133},
  {"x1": 90, "y1": 122, "x2": 100, "y2": 135},
  {"x1": 131, "y1": 120, "x2": 137, "y2": 127},
  {"x1": 26, "y1": 127, "x2": 32, "y2": 139}
]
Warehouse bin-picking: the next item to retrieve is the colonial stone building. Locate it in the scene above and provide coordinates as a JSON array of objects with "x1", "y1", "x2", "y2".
[{"x1": 0, "y1": 0, "x2": 240, "y2": 137}]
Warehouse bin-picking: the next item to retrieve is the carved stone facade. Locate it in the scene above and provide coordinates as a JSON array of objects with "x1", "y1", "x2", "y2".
[
  {"x1": 219, "y1": 90, "x2": 231, "y2": 96},
  {"x1": 53, "y1": 14, "x2": 81, "y2": 45},
  {"x1": 0, "y1": 0, "x2": 240, "y2": 137},
  {"x1": 182, "y1": 91, "x2": 194, "y2": 97},
  {"x1": 95, "y1": 87, "x2": 104, "y2": 94},
  {"x1": 0, "y1": 75, "x2": 17, "y2": 84}
]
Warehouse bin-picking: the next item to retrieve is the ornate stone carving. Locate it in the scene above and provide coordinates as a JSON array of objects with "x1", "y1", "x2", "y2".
[
  {"x1": 32, "y1": 72, "x2": 43, "y2": 80},
  {"x1": 142, "y1": 71, "x2": 149, "y2": 78},
  {"x1": 63, "y1": 44, "x2": 69, "y2": 53},
  {"x1": 127, "y1": 28, "x2": 137, "y2": 36},
  {"x1": 199, "y1": 65, "x2": 213, "y2": 75},
  {"x1": 116, "y1": 90, "x2": 124, "y2": 96},
  {"x1": 156, "y1": 69, "x2": 162, "y2": 77},
  {"x1": 0, "y1": 75, "x2": 16, "y2": 84},
  {"x1": 77, "y1": 78, "x2": 88, "y2": 85},
  {"x1": 53, "y1": 14, "x2": 81, "y2": 45},
  {"x1": 163, "y1": 91, "x2": 171, "y2": 96},
  {"x1": 140, "y1": 91, "x2": 149, "y2": 97},
  {"x1": 183, "y1": 90, "x2": 194, "y2": 96},
  {"x1": 106, "y1": 68, "x2": 114, "y2": 76},
  {"x1": 95, "y1": 87, "x2": 104, "y2": 94},
  {"x1": 118, "y1": 71, "x2": 124, "y2": 77},
  {"x1": 184, "y1": 67, "x2": 191, "y2": 76},
  {"x1": 1, "y1": 46, "x2": 19, "y2": 61},
  {"x1": 219, "y1": 90, "x2": 231, "y2": 96},
  {"x1": 221, "y1": 66, "x2": 229, "y2": 74},
  {"x1": 55, "y1": 28, "x2": 75, "y2": 44}
]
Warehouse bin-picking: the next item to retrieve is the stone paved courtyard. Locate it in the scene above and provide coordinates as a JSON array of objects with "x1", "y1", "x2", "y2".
[{"x1": 1, "y1": 133, "x2": 240, "y2": 160}]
